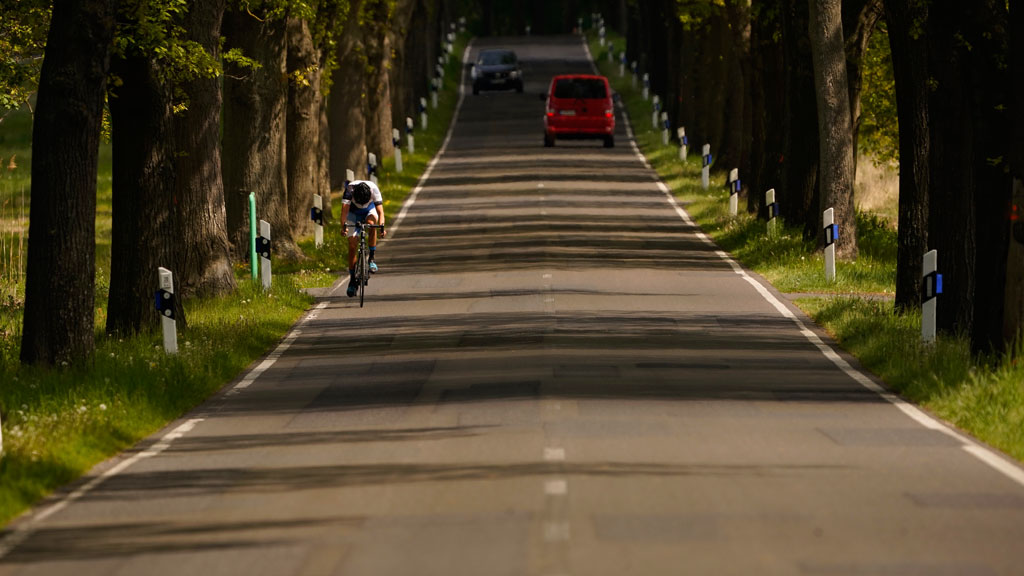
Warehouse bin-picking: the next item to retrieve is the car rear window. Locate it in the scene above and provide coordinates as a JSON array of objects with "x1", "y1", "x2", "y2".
[
  {"x1": 553, "y1": 78, "x2": 607, "y2": 99},
  {"x1": 480, "y1": 51, "x2": 516, "y2": 65}
]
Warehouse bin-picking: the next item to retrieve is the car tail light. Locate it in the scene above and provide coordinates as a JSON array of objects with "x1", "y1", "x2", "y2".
[
  {"x1": 547, "y1": 107, "x2": 555, "y2": 117},
  {"x1": 605, "y1": 107, "x2": 614, "y2": 118}
]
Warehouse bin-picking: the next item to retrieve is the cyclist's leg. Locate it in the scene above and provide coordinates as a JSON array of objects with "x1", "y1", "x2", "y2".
[
  {"x1": 365, "y1": 213, "x2": 380, "y2": 273},
  {"x1": 345, "y1": 212, "x2": 365, "y2": 297}
]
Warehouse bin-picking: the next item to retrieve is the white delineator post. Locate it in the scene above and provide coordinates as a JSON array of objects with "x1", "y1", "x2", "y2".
[
  {"x1": 346, "y1": 168, "x2": 355, "y2": 187},
  {"x1": 431, "y1": 77, "x2": 439, "y2": 109},
  {"x1": 368, "y1": 152, "x2": 378, "y2": 185},
  {"x1": 619, "y1": 52, "x2": 626, "y2": 77},
  {"x1": 630, "y1": 61, "x2": 638, "y2": 89},
  {"x1": 392, "y1": 128, "x2": 403, "y2": 173},
  {"x1": 727, "y1": 168, "x2": 740, "y2": 217},
  {"x1": 642, "y1": 73, "x2": 650, "y2": 101},
  {"x1": 678, "y1": 127, "x2": 688, "y2": 161},
  {"x1": 156, "y1": 267, "x2": 178, "y2": 354},
  {"x1": 607, "y1": 42, "x2": 614, "y2": 64},
  {"x1": 406, "y1": 117, "x2": 415, "y2": 154},
  {"x1": 701, "y1": 144, "x2": 712, "y2": 190},
  {"x1": 922, "y1": 250, "x2": 942, "y2": 344},
  {"x1": 765, "y1": 188, "x2": 779, "y2": 237},
  {"x1": 313, "y1": 194, "x2": 324, "y2": 247},
  {"x1": 651, "y1": 95, "x2": 660, "y2": 130},
  {"x1": 661, "y1": 112, "x2": 669, "y2": 146},
  {"x1": 824, "y1": 208, "x2": 837, "y2": 282},
  {"x1": 420, "y1": 97, "x2": 428, "y2": 131},
  {"x1": 258, "y1": 220, "x2": 272, "y2": 290}
]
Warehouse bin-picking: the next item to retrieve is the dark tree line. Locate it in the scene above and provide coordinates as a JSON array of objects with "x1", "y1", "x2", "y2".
[
  {"x1": 604, "y1": 0, "x2": 1022, "y2": 356},
  {"x1": 18, "y1": 0, "x2": 467, "y2": 365}
]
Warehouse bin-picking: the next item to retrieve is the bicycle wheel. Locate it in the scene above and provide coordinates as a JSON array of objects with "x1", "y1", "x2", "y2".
[{"x1": 358, "y1": 241, "x2": 367, "y2": 308}]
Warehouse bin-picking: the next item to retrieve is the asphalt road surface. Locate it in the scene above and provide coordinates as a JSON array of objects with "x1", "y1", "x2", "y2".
[{"x1": 2, "y1": 35, "x2": 1024, "y2": 576}]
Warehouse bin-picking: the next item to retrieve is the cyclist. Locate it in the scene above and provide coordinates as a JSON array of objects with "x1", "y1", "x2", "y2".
[{"x1": 340, "y1": 180, "x2": 386, "y2": 298}]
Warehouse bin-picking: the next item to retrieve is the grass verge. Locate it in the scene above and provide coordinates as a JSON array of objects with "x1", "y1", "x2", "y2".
[
  {"x1": 0, "y1": 34, "x2": 469, "y2": 526},
  {"x1": 588, "y1": 31, "x2": 1024, "y2": 462}
]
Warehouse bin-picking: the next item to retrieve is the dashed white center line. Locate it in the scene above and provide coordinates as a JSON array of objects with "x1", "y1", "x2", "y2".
[
  {"x1": 544, "y1": 447, "x2": 566, "y2": 461},
  {"x1": 545, "y1": 479, "x2": 568, "y2": 496}
]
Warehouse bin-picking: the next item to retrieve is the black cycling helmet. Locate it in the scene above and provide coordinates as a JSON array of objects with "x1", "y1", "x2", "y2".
[{"x1": 351, "y1": 182, "x2": 372, "y2": 206}]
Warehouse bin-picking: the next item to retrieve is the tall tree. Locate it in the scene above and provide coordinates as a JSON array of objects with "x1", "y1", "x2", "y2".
[
  {"x1": 173, "y1": 0, "x2": 236, "y2": 298},
  {"x1": 808, "y1": 0, "x2": 857, "y2": 259},
  {"x1": 779, "y1": 0, "x2": 819, "y2": 239},
  {"x1": 223, "y1": 5, "x2": 301, "y2": 261},
  {"x1": 747, "y1": 1, "x2": 786, "y2": 217},
  {"x1": 21, "y1": 0, "x2": 118, "y2": 365},
  {"x1": 287, "y1": 14, "x2": 321, "y2": 240},
  {"x1": 106, "y1": 42, "x2": 180, "y2": 336},
  {"x1": 328, "y1": 0, "x2": 368, "y2": 190},
  {"x1": 1006, "y1": 0, "x2": 1024, "y2": 346},
  {"x1": 841, "y1": 0, "x2": 883, "y2": 173},
  {"x1": 885, "y1": 0, "x2": 929, "y2": 312}
]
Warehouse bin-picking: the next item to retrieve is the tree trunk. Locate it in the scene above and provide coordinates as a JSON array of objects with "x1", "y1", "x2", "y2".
[
  {"x1": 173, "y1": 0, "x2": 235, "y2": 298},
  {"x1": 748, "y1": 2, "x2": 786, "y2": 216},
  {"x1": 885, "y1": 0, "x2": 930, "y2": 313},
  {"x1": 106, "y1": 53, "x2": 181, "y2": 336},
  {"x1": 965, "y1": 1, "x2": 1011, "y2": 355},
  {"x1": 287, "y1": 16, "x2": 320, "y2": 240},
  {"x1": 842, "y1": 0, "x2": 884, "y2": 175},
  {"x1": 21, "y1": 0, "x2": 116, "y2": 366},
  {"x1": 928, "y1": 2, "x2": 976, "y2": 335},
  {"x1": 718, "y1": 0, "x2": 751, "y2": 186},
  {"x1": 223, "y1": 8, "x2": 301, "y2": 261},
  {"x1": 328, "y1": 3, "x2": 368, "y2": 190},
  {"x1": 809, "y1": 0, "x2": 858, "y2": 259},
  {"x1": 780, "y1": 0, "x2": 820, "y2": 238},
  {"x1": 1006, "y1": 1, "x2": 1024, "y2": 346}
]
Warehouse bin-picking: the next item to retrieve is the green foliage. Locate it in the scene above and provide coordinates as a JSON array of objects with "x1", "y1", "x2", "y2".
[
  {"x1": 0, "y1": 0, "x2": 51, "y2": 118},
  {"x1": 859, "y1": 20, "x2": 898, "y2": 163}
]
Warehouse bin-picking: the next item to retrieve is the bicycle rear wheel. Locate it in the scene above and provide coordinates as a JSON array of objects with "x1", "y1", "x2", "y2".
[{"x1": 358, "y1": 244, "x2": 367, "y2": 307}]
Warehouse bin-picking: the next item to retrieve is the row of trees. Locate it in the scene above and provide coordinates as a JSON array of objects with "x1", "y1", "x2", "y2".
[
  {"x1": 594, "y1": 0, "x2": 1023, "y2": 356},
  {"x1": 7, "y1": 0, "x2": 469, "y2": 366}
]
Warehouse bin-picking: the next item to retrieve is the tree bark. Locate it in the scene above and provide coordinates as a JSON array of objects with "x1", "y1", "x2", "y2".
[
  {"x1": 21, "y1": 0, "x2": 116, "y2": 365},
  {"x1": 106, "y1": 53, "x2": 181, "y2": 336},
  {"x1": 173, "y1": 0, "x2": 235, "y2": 298},
  {"x1": 1006, "y1": 0, "x2": 1024, "y2": 347},
  {"x1": 223, "y1": 8, "x2": 301, "y2": 261},
  {"x1": 927, "y1": 2, "x2": 976, "y2": 336},
  {"x1": 328, "y1": 2, "x2": 368, "y2": 190},
  {"x1": 885, "y1": 0, "x2": 929, "y2": 312},
  {"x1": 809, "y1": 0, "x2": 858, "y2": 259},
  {"x1": 780, "y1": 0, "x2": 820, "y2": 238},
  {"x1": 287, "y1": 16, "x2": 320, "y2": 241},
  {"x1": 748, "y1": 1, "x2": 786, "y2": 217}
]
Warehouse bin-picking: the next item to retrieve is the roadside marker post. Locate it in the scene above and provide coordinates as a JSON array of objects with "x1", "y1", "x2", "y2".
[
  {"x1": 599, "y1": 25, "x2": 606, "y2": 47},
  {"x1": 630, "y1": 61, "x2": 638, "y2": 89},
  {"x1": 577, "y1": 17, "x2": 583, "y2": 33},
  {"x1": 311, "y1": 194, "x2": 324, "y2": 247},
  {"x1": 155, "y1": 267, "x2": 178, "y2": 354},
  {"x1": 431, "y1": 77, "x2": 439, "y2": 109},
  {"x1": 459, "y1": 16, "x2": 465, "y2": 34},
  {"x1": 367, "y1": 153, "x2": 378, "y2": 185},
  {"x1": 619, "y1": 52, "x2": 626, "y2": 77},
  {"x1": 727, "y1": 168, "x2": 740, "y2": 217},
  {"x1": 420, "y1": 97, "x2": 428, "y2": 131},
  {"x1": 257, "y1": 220, "x2": 272, "y2": 290},
  {"x1": 677, "y1": 127, "x2": 688, "y2": 161},
  {"x1": 248, "y1": 192, "x2": 257, "y2": 283},
  {"x1": 406, "y1": 117, "x2": 415, "y2": 154},
  {"x1": 345, "y1": 168, "x2": 355, "y2": 188},
  {"x1": 392, "y1": 129, "x2": 403, "y2": 173},
  {"x1": 651, "y1": 95, "x2": 660, "y2": 130},
  {"x1": 607, "y1": 42, "x2": 614, "y2": 64},
  {"x1": 766, "y1": 188, "x2": 779, "y2": 237},
  {"x1": 701, "y1": 144, "x2": 712, "y2": 190},
  {"x1": 642, "y1": 73, "x2": 650, "y2": 101},
  {"x1": 824, "y1": 208, "x2": 837, "y2": 282},
  {"x1": 922, "y1": 250, "x2": 943, "y2": 344},
  {"x1": 661, "y1": 112, "x2": 670, "y2": 146}
]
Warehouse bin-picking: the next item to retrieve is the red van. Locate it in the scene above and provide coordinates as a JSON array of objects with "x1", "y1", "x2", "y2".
[{"x1": 542, "y1": 74, "x2": 615, "y2": 148}]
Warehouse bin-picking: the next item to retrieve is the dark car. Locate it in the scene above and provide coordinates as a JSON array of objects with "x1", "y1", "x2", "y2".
[
  {"x1": 472, "y1": 49, "x2": 524, "y2": 95},
  {"x1": 542, "y1": 74, "x2": 615, "y2": 148}
]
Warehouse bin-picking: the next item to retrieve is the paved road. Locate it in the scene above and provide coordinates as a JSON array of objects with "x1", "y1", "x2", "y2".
[{"x1": 3, "y1": 35, "x2": 1024, "y2": 576}]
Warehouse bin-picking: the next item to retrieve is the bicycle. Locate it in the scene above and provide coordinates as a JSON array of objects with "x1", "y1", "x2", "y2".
[{"x1": 350, "y1": 223, "x2": 385, "y2": 308}]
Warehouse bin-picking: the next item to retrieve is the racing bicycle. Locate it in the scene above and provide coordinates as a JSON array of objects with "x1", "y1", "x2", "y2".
[{"x1": 351, "y1": 223, "x2": 385, "y2": 308}]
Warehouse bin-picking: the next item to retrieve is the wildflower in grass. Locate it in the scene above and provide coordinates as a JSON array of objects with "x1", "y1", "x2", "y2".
[{"x1": 99, "y1": 404, "x2": 107, "y2": 411}]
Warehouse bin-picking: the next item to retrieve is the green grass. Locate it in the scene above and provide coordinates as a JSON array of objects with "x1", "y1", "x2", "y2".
[
  {"x1": 0, "y1": 33, "x2": 469, "y2": 526},
  {"x1": 588, "y1": 31, "x2": 1024, "y2": 462}
]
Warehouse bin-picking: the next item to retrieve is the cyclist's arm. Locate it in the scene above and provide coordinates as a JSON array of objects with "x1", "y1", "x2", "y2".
[{"x1": 374, "y1": 203, "x2": 386, "y2": 235}]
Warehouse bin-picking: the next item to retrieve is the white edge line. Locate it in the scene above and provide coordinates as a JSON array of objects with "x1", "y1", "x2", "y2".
[
  {"x1": 0, "y1": 418, "x2": 205, "y2": 559},
  {"x1": 592, "y1": 36, "x2": 1024, "y2": 489}
]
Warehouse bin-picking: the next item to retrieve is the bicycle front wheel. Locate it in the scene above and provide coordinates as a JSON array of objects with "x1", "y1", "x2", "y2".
[{"x1": 358, "y1": 244, "x2": 367, "y2": 308}]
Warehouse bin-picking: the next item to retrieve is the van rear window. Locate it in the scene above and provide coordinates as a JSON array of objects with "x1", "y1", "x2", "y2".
[{"x1": 553, "y1": 78, "x2": 607, "y2": 99}]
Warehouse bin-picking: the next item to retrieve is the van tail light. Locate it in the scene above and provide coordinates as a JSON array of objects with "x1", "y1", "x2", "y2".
[
  {"x1": 547, "y1": 107, "x2": 555, "y2": 117},
  {"x1": 605, "y1": 107, "x2": 614, "y2": 118}
]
